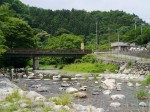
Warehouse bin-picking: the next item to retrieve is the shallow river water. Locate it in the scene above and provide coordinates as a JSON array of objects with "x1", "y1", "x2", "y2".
[{"x1": 16, "y1": 78, "x2": 150, "y2": 112}]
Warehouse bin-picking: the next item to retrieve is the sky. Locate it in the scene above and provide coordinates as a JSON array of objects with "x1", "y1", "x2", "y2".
[{"x1": 20, "y1": 0, "x2": 150, "y2": 23}]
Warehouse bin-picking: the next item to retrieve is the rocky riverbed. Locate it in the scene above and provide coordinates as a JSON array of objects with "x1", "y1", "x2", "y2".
[{"x1": 0, "y1": 72, "x2": 150, "y2": 112}]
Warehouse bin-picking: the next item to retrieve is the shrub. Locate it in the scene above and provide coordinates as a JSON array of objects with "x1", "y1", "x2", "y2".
[
  {"x1": 5, "y1": 90, "x2": 21, "y2": 102},
  {"x1": 136, "y1": 89, "x2": 149, "y2": 100},
  {"x1": 63, "y1": 62, "x2": 119, "y2": 73},
  {"x1": 141, "y1": 73, "x2": 150, "y2": 85},
  {"x1": 52, "y1": 93, "x2": 73, "y2": 106},
  {"x1": 81, "y1": 54, "x2": 96, "y2": 63}
]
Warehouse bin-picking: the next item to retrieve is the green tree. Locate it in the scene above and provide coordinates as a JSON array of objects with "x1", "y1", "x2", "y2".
[
  {"x1": 1, "y1": 17, "x2": 35, "y2": 48},
  {"x1": 45, "y1": 34, "x2": 83, "y2": 50}
]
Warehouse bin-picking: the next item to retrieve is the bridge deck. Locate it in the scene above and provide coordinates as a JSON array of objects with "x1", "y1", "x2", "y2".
[{"x1": 4, "y1": 49, "x2": 92, "y2": 57}]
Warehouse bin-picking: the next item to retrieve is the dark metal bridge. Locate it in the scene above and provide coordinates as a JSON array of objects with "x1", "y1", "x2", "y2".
[
  {"x1": 3, "y1": 49, "x2": 92, "y2": 70},
  {"x1": 4, "y1": 49, "x2": 92, "y2": 57}
]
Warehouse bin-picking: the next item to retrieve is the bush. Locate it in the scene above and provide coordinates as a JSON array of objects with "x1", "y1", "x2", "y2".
[
  {"x1": 81, "y1": 54, "x2": 96, "y2": 63},
  {"x1": 63, "y1": 62, "x2": 118, "y2": 73},
  {"x1": 52, "y1": 93, "x2": 73, "y2": 106},
  {"x1": 141, "y1": 73, "x2": 150, "y2": 85},
  {"x1": 136, "y1": 89, "x2": 149, "y2": 100}
]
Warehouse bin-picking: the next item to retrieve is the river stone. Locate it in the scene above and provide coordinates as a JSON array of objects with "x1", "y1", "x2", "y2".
[
  {"x1": 53, "y1": 105, "x2": 63, "y2": 111},
  {"x1": 102, "y1": 79, "x2": 116, "y2": 90},
  {"x1": 38, "y1": 73, "x2": 43, "y2": 79},
  {"x1": 135, "y1": 83, "x2": 141, "y2": 87},
  {"x1": 92, "y1": 91, "x2": 99, "y2": 95},
  {"x1": 79, "y1": 86, "x2": 87, "y2": 91},
  {"x1": 103, "y1": 90, "x2": 111, "y2": 95},
  {"x1": 74, "y1": 92, "x2": 87, "y2": 98},
  {"x1": 66, "y1": 87, "x2": 78, "y2": 93},
  {"x1": 23, "y1": 74, "x2": 27, "y2": 78},
  {"x1": 26, "y1": 91, "x2": 45, "y2": 101},
  {"x1": 127, "y1": 82, "x2": 134, "y2": 87},
  {"x1": 28, "y1": 75, "x2": 35, "y2": 79},
  {"x1": 110, "y1": 102, "x2": 121, "y2": 107},
  {"x1": 20, "y1": 103, "x2": 29, "y2": 108},
  {"x1": 139, "y1": 102, "x2": 148, "y2": 107},
  {"x1": 62, "y1": 78, "x2": 69, "y2": 81},
  {"x1": 37, "y1": 87, "x2": 48, "y2": 92},
  {"x1": 61, "y1": 82, "x2": 70, "y2": 87},
  {"x1": 31, "y1": 84, "x2": 41, "y2": 88},
  {"x1": 111, "y1": 94, "x2": 125, "y2": 100},
  {"x1": 75, "y1": 74, "x2": 82, "y2": 78}
]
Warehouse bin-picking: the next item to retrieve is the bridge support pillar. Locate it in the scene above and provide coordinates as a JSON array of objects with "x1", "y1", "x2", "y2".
[{"x1": 33, "y1": 57, "x2": 39, "y2": 70}]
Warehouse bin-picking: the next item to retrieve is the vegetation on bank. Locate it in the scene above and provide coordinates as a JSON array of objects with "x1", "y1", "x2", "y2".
[
  {"x1": 141, "y1": 73, "x2": 150, "y2": 85},
  {"x1": 62, "y1": 62, "x2": 118, "y2": 73},
  {"x1": 0, "y1": 90, "x2": 74, "y2": 112}
]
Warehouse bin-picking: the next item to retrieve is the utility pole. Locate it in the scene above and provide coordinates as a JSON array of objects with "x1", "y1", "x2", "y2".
[
  {"x1": 96, "y1": 19, "x2": 98, "y2": 50},
  {"x1": 108, "y1": 28, "x2": 111, "y2": 51},
  {"x1": 133, "y1": 17, "x2": 138, "y2": 38},
  {"x1": 117, "y1": 29, "x2": 120, "y2": 51},
  {"x1": 141, "y1": 23, "x2": 145, "y2": 35}
]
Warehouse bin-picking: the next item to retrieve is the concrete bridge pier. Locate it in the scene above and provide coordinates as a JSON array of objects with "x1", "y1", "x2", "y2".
[{"x1": 33, "y1": 57, "x2": 39, "y2": 70}]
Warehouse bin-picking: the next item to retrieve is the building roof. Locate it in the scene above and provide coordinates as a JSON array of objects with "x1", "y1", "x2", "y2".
[{"x1": 111, "y1": 42, "x2": 129, "y2": 47}]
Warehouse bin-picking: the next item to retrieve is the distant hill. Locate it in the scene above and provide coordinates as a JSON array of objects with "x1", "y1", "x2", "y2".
[{"x1": 1, "y1": 0, "x2": 149, "y2": 45}]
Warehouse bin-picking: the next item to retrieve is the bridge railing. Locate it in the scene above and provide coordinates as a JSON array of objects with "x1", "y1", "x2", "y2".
[{"x1": 6, "y1": 49, "x2": 92, "y2": 55}]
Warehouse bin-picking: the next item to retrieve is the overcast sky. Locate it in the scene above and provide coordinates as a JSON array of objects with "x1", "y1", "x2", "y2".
[{"x1": 20, "y1": 0, "x2": 150, "y2": 23}]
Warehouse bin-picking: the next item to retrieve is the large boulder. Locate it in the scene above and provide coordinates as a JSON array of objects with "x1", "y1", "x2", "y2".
[
  {"x1": 110, "y1": 102, "x2": 121, "y2": 107},
  {"x1": 26, "y1": 91, "x2": 45, "y2": 101},
  {"x1": 74, "y1": 92, "x2": 87, "y2": 98},
  {"x1": 37, "y1": 87, "x2": 48, "y2": 92},
  {"x1": 111, "y1": 94, "x2": 125, "y2": 100},
  {"x1": 66, "y1": 87, "x2": 78, "y2": 94},
  {"x1": 102, "y1": 79, "x2": 116, "y2": 90}
]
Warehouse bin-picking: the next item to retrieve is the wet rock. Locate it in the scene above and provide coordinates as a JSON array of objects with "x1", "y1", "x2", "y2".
[
  {"x1": 75, "y1": 74, "x2": 82, "y2": 78},
  {"x1": 116, "y1": 84, "x2": 122, "y2": 91},
  {"x1": 62, "y1": 78, "x2": 69, "y2": 81},
  {"x1": 79, "y1": 86, "x2": 87, "y2": 91},
  {"x1": 110, "y1": 102, "x2": 121, "y2": 107},
  {"x1": 135, "y1": 83, "x2": 141, "y2": 87},
  {"x1": 53, "y1": 105, "x2": 62, "y2": 111},
  {"x1": 66, "y1": 87, "x2": 78, "y2": 93},
  {"x1": 31, "y1": 84, "x2": 41, "y2": 88},
  {"x1": 33, "y1": 107, "x2": 44, "y2": 112},
  {"x1": 26, "y1": 91, "x2": 45, "y2": 101},
  {"x1": 111, "y1": 94, "x2": 125, "y2": 100},
  {"x1": 38, "y1": 73, "x2": 43, "y2": 79},
  {"x1": 139, "y1": 102, "x2": 148, "y2": 107},
  {"x1": 95, "y1": 81, "x2": 99, "y2": 84},
  {"x1": 20, "y1": 103, "x2": 29, "y2": 108},
  {"x1": 23, "y1": 74, "x2": 27, "y2": 78},
  {"x1": 103, "y1": 90, "x2": 111, "y2": 95},
  {"x1": 37, "y1": 87, "x2": 48, "y2": 92},
  {"x1": 53, "y1": 76, "x2": 60, "y2": 81},
  {"x1": 127, "y1": 82, "x2": 134, "y2": 87},
  {"x1": 74, "y1": 92, "x2": 87, "y2": 98},
  {"x1": 28, "y1": 75, "x2": 35, "y2": 79},
  {"x1": 102, "y1": 79, "x2": 116, "y2": 90},
  {"x1": 61, "y1": 82, "x2": 70, "y2": 87},
  {"x1": 92, "y1": 92, "x2": 99, "y2": 95}
]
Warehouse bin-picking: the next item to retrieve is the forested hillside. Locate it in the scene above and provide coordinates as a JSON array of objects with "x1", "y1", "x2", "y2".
[{"x1": 1, "y1": 0, "x2": 150, "y2": 46}]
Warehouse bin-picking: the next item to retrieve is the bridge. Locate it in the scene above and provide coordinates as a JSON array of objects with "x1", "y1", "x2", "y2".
[{"x1": 4, "y1": 49, "x2": 92, "y2": 70}]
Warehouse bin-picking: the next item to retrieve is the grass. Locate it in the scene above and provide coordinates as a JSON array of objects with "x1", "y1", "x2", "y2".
[
  {"x1": 136, "y1": 89, "x2": 149, "y2": 100},
  {"x1": 51, "y1": 93, "x2": 73, "y2": 106},
  {"x1": 5, "y1": 90, "x2": 21, "y2": 102},
  {"x1": 62, "y1": 62, "x2": 118, "y2": 73},
  {"x1": 39, "y1": 64, "x2": 57, "y2": 69},
  {"x1": 141, "y1": 73, "x2": 150, "y2": 85}
]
